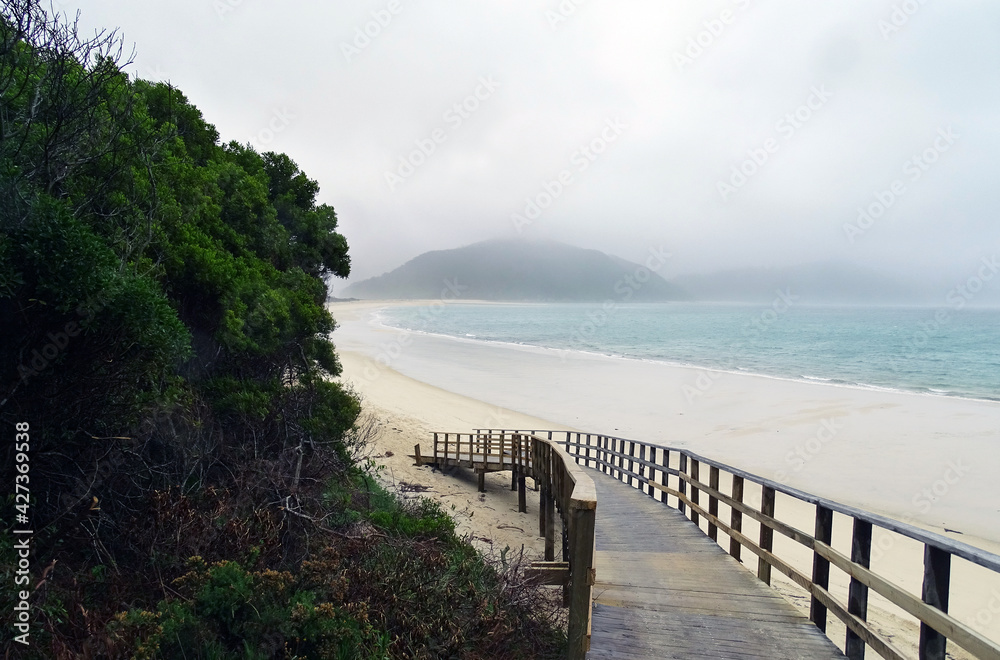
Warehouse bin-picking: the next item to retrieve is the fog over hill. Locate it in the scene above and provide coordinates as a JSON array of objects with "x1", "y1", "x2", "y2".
[
  {"x1": 670, "y1": 263, "x2": 922, "y2": 304},
  {"x1": 341, "y1": 240, "x2": 1000, "y2": 306},
  {"x1": 342, "y1": 239, "x2": 684, "y2": 302},
  {"x1": 670, "y1": 259, "x2": 1000, "y2": 306}
]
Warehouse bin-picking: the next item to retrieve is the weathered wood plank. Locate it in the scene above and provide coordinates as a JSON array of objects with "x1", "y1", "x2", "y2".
[{"x1": 588, "y1": 473, "x2": 844, "y2": 660}]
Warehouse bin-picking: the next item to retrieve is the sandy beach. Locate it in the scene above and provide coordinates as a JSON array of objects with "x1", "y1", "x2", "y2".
[{"x1": 330, "y1": 299, "x2": 1000, "y2": 657}]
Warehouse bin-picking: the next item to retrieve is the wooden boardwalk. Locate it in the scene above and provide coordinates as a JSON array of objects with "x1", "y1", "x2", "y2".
[{"x1": 588, "y1": 471, "x2": 845, "y2": 659}]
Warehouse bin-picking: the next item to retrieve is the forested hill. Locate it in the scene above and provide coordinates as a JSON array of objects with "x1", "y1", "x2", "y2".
[{"x1": 343, "y1": 239, "x2": 688, "y2": 301}]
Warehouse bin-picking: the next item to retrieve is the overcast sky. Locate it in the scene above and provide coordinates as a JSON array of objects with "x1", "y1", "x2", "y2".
[{"x1": 61, "y1": 0, "x2": 1000, "y2": 292}]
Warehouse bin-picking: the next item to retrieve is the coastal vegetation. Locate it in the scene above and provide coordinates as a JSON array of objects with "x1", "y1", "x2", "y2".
[{"x1": 0, "y1": 2, "x2": 564, "y2": 657}]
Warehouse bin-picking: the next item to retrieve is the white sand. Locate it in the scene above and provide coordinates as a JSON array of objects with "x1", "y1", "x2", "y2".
[{"x1": 330, "y1": 300, "x2": 1000, "y2": 657}]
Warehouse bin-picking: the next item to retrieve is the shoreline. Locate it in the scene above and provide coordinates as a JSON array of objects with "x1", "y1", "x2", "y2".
[
  {"x1": 369, "y1": 311, "x2": 1000, "y2": 406},
  {"x1": 347, "y1": 298, "x2": 1000, "y2": 405}
]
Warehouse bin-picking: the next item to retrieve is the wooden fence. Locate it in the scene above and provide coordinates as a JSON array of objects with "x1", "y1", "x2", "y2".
[
  {"x1": 476, "y1": 429, "x2": 1000, "y2": 660},
  {"x1": 426, "y1": 432, "x2": 532, "y2": 497},
  {"x1": 425, "y1": 431, "x2": 596, "y2": 658}
]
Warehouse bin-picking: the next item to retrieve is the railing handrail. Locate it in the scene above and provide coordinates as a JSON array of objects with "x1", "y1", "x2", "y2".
[
  {"x1": 477, "y1": 428, "x2": 1000, "y2": 660},
  {"x1": 431, "y1": 431, "x2": 596, "y2": 659},
  {"x1": 680, "y1": 447, "x2": 1000, "y2": 574},
  {"x1": 523, "y1": 432, "x2": 595, "y2": 660},
  {"x1": 475, "y1": 428, "x2": 1000, "y2": 573},
  {"x1": 535, "y1": 433, "x2": 597, "y2": 512}
]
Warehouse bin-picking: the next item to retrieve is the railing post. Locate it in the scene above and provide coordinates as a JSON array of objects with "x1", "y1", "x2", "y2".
[
  {"x1": 601, "y1": 436, "x2": 609, "y2": 473},
  {"x1": 643, "y1": 446, "x2": 654, "y2": 498},
  {"x1": 660, "y1": 449, "x2": 670, "y2": 505},
  {"x1": 846, "y1": 519, "x2": 873, "y2": 660},
  {"x1": 708, "y1": 466, "x2": 720, "y2": 541},
  {"x1": 517, "y1": 436, "x2": 527, "y2": 513},
  {"x1": 730, "y1": 475, "x2": 744, "y2": 562},
  {"x1": 544, "y1": 448, "x2": 555, "y2": 562},
  {"x1": 518, "y1": 469, "x2": 527, "y2": 513},
  {"x1": 567, "y1": 505, "x2": 596, "y2": 660},
  {"x1": 678, "y1": 453, "x2": 688, "y2": 516},
  {"x1": 618, "y1": 438, "x2": 626, "y2": 481},
  {"x1": 811, "y1": 504, "x2": 834, "y2": 632},
  {"x1": 585, "y1": 434, "x2": 592, "y2": 468},
  {"x1": 609, "y1": 437, "x2": 617, "y2": 479},
  {"x1": 919, "y1": 545, "x2": 952, "y2": 660},
  {"x1": 690, "y1": 459, "x2": 701, "y2": 526},
  {"x1": 501, "y1": 435, "x2": 520, "y2": 491},
  {"x1": 538, "y1": 448, "x2": 546, "y2": 538},
  {"x1": 627, "y1": 441, "x2": 636, "y2": 486},
  {"x1": 637, "y1": 443, "x2": 645, "y2": 491},
  {"x1": 758, "y1": 485, "x2": 775, "y2": 585}
]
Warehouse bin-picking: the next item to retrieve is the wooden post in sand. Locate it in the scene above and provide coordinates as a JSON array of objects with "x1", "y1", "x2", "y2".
[
  {"x1": 730, "y1": 475, "x2": 744, "y2": 562},
  {"x1": 517, "y1": 436, "x2": 527, "y2": 513},
  {"x1": 758, "y1": 485, "x2": 776, "y2": 585},
  {"x1": 660, "y1": 449, "x2": 670, "y2": 505},
  {"x1": 537, "y1": 439, "x2": 546, "y2": 537},
  {"x1": 678, "y1": 453, "x2": 688, "y2": 516},
  {"x1": 627, "y1": 441, "x2": 636, "y2": 487},
  {"x1": 638, "y1": 444, "x2": 647, "y2": 495},
  {"x1": 708, "y1": 466, "x2": 720, "y2": 541},
  {"x1": 567, "y1": 505, "x2": 596, "y2": 659},
  {"x1": 919, "y1": 545, "x2": 952, "y2": 660},
  {"x1": 414, "y1": 444, "x2": 423, "y2": 467},
  {"x1": 846, "y1": 519, "x2": 873, "y2": 659},
  {"x1": 811, "y1": 504, "x2": 834, "y2": 631},
  {"x1": 690, "y1": 459, "x2": 701, "y2": 526}
]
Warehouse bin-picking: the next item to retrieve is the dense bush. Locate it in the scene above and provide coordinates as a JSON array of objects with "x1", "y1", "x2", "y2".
[{"x1": 0, "y1": 3, "x2": 565, "y2": 658}]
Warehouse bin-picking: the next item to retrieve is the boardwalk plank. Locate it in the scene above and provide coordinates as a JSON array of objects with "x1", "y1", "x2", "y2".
[{"x1": 588, "y1": 471, "x2": 844, "y2": 659}]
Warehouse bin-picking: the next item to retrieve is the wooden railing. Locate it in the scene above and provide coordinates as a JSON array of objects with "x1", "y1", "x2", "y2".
[
  {"x1": 428, "y1": 432, "x2": 532, "y2": 497},
  {"x1": 429, "y1": 431, "x2": 596, "y2": 659},
  {"x1": 477, "y1": 429, "x2": 1000, "y2": 660},
  {"x1": 529, "y1": 432, "x2": 597, "y2": 659}
]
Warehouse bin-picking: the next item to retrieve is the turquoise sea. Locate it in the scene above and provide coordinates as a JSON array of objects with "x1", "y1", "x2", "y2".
[{"x1": 378, "y1": 303, "x2": 1000, "y2": 402}]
